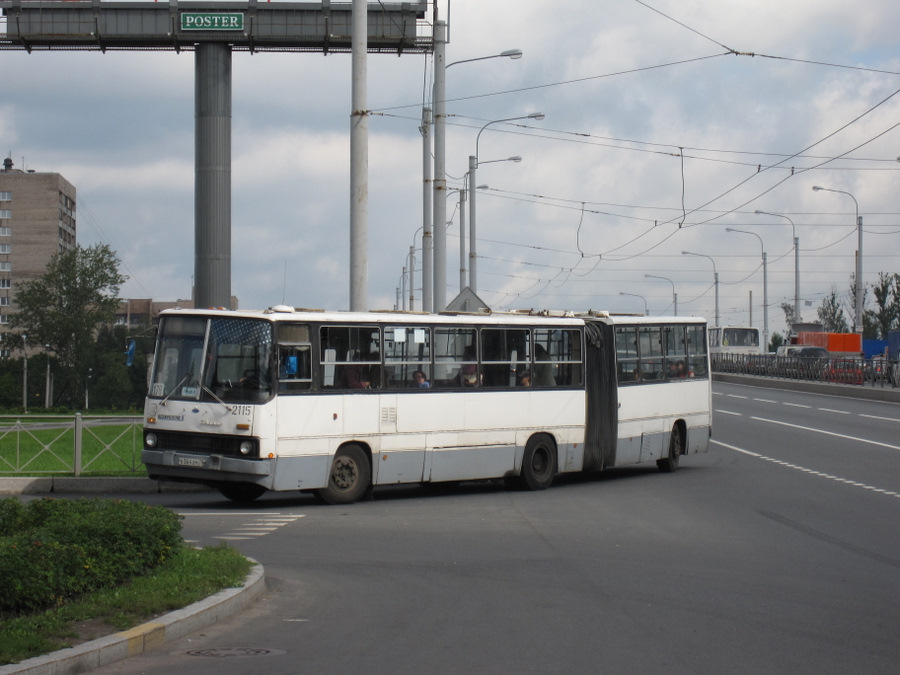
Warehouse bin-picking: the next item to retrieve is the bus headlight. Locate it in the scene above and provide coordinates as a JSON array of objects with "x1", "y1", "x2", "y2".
[
  {"x1": 239, "y1": 441, "x2": 253, "y2": 455},
  {"x1": 145, "y1": 432, "x2": 158, "y2": 449}
]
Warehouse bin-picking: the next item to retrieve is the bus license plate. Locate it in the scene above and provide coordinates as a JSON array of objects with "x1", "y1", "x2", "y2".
[{"x1": 178, "y1": 456, "x2": 206, "y2": 467}]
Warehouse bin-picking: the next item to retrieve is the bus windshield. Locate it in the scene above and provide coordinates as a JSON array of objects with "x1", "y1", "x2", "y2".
[
  {"x1": 148, "y1": 315, "x2": 275, "y2": 403},
  {"x1": 722, "y1": 328, "x2": 760, "y2": 348}
]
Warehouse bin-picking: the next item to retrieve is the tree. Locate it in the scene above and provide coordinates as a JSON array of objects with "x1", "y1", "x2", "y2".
[
  {"x1": 866, "y1": 271, "x2": 900, "y2": 339},
  {"x1": 9, "y1": 244, "x2": 127, "y2": 408},
  {"x1": 817, "y1": 288, "x2": 849, "y2": 333},
  {"x1": 768, "y1": 332, "x2": 784, "y2": 353},
  {"x1": 780, "y1": 301, "x2": 796, "y2": 335}
]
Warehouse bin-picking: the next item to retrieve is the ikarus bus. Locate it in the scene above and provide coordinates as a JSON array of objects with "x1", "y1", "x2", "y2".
[{"x1": 142, "y1": 307, "x2": 712, "y2": 503}]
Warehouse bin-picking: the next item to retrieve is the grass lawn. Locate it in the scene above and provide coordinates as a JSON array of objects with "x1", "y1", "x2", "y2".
[{"x1": 0, "y1": 417, "x2": 144, "y2": 475}]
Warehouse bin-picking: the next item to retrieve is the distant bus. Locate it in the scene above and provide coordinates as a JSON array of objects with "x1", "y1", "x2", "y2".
[
  {"x1": 709, "y1": 326, "x2": 761, "y2": 355},
  {"x1": 141, "y1": 307, "x2": 711, "y2": 504}
]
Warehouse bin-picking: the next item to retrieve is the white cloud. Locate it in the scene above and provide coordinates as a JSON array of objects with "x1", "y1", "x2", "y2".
[{"x1": 3, "y1": 0, "x2": 900, "y2": 332}]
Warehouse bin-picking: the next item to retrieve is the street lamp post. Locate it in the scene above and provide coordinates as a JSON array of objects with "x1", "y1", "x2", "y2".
[
  {"x1": 21, "y1": 334, "x2": 27, "y2": 413},
  {"x1": 755, "y1": 210, "x2": 800, "y2": 324},
  {"x1": 469, "y1": 115, "x2": 543, "y2": 293},
  {"x1": 620, "y1": 291, "x2": 648, "y2": 315},
  {"x1": 726, "y1": 228, "x2": 768, "y2": 348},
  {"x1": 432, "y1": 42, "x2": 522, "y2": 312},
  {"x1": 812, "y1": 185, "x2": 863, "y2": 336},
  {"x1": 644, "y1": 274, "x2": 677, "y2": 316},
  {"x1": 463, "y1": 155, "x2": 520, "y2": 293},
  {"x1": 682, "y1": 251, "x2": 719, "y2": 326},
  {"x1": 44, "y1": 344, "x2": 51, "y2": 408}
]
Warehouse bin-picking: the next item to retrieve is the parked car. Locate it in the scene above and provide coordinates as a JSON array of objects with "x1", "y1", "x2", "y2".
[
  {"x1": 778, "y1": 346, "x2": 828, "y2": 379},
  {"x1": 824, "y1": 358, "x2": 863, "y2": 385},
  {"x1": 865, "y1": 357, "x2": 892, "y2": 383}
]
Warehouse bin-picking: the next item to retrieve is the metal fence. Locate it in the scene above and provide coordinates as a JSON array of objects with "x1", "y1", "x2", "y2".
[
  {"x1": 0, "y1": 414, "x2": 144, "y2": 475},
  {"x1": 712, "y1": 354, "x2": 899, "y2": 388}
]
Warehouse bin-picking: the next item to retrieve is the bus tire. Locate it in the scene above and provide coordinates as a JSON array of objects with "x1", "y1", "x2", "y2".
[
  {"x1": 318, "y1": 445, "x2": 370, "y2": 505},
  {"x1": 657, "y1": 426, "x2": 683, "y2": 473},
  {"x1": 520, "y1": 434, "x2": 557, "y2": 490},
  {"x1": 218, "y1": 482, "x2": 266, "y2": 503}
]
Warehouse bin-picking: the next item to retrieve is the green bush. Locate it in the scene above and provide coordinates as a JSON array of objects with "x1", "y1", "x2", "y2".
[{"x1": 0, "y1": 498, "x2": 182, "y2": 612}]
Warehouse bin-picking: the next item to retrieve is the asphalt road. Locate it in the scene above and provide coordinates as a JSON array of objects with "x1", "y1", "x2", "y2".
[{"x1": 86, "y1": 381, "x2": 900, "y2": 674}]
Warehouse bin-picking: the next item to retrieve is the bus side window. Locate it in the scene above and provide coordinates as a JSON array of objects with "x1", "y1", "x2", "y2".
[
  {"x1": 616, "y1": 326, "x2": 639, "y2": 384},
  {"x1": 277, "y1": 324, "x2": 312, "y2": 392},
  {"x1": 434, "y1": 327, "x2": 477, "y2": 388},
  {"x1": 686, "y1": 325, "x2": 709, "y2": 378},
  {"x1": 481, "y1": 328, "x2": 529, "y2": 388}
]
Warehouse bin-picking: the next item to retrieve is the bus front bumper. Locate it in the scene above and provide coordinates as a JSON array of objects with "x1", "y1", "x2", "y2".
[{"x1": 142, "y1": 449, "x2": 274, "y2": 483}]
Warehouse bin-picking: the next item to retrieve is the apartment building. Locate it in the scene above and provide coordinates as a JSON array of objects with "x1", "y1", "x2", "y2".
[{"x1": 0, "y1": 156, "x2": 77, "y2": 356}]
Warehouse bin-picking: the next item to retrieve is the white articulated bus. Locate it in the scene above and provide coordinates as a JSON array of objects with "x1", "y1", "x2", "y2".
[{"x1": 141, "y1": 307, "x2": 711, "y2": 503}]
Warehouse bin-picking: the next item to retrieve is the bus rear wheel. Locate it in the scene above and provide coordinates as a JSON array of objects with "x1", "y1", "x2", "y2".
[
  {"x1": 657, "y1": 426, "x2": 683, "y2": 473},
  {"x1": 318, "y1": 445, "x2": 370, "y2": 504},
  {"x1": 218, "y1": 482, "x2": 266, "y2": 503},
  {"x1": 520, "y1": 434, "x2": 557, "y2": 490}
]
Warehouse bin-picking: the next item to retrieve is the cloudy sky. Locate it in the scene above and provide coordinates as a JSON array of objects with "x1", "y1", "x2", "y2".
[{"x1": 3, "y1": 0, "x2": 900, "y2": 338}]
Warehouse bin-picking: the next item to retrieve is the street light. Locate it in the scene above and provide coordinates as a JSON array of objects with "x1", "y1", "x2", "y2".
[
  {"x1": 21, "y1": 334, "x2": 27, "y2": 413},
  {"x1": 682, "y1": 251, "x2": 719, "y2": 326},
  {"x1": 812, "y1": 185, "x2": 863, "y2": 335},
  {"x1": 620, "y1": 291, "x2": 648, "y2": 315},
  {"x1": 644, "y1": 274, "x2": 677, "y2": 316},
  {"x1": 461, "y1": 156, "x2": 521, "y2": 292},
  {"x1": 469, "y1": 114, "x2": 543, "y2": 293},
  {"x1": 755, "y1": 210, "x2": 800, "y2": 324},
  {"x1": 44, "y1": 344, "x2": 52, "y2": 408},
  {"x1": 446, "y1": 186, "x2": 467, "y2": 292},
  {"x1": 431, "y1": 38, "x2": 523, "y2": 312},
  {"x1": 726, "y1": 228, "x2": 768, "y2": 348}
]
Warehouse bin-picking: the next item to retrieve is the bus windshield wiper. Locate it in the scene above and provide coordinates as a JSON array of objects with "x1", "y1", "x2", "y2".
[
  {"x1": 159, "y1": 373, "x2": 189, "y2": 406},
  {"x1": 201, "y1": 384, "x2": 233, "y2": 412}
]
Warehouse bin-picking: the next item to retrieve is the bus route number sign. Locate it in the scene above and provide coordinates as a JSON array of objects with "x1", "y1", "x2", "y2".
[{"x1": 181, "y1": 13, "x2": 245, "y2": 31}]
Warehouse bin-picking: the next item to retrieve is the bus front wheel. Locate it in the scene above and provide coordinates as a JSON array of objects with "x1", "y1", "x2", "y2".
[
  {"x1": 218, "y1": 482, "x2": 266, "y2": 503},
  {"x1": 520, "y1": 434, "x2": 557, "y2": 490},
  {"x1": 657, "y1": 426, "x2": 683, "y2": 473},
  {"x1": 318, "y1": 445, "x2": 371, "y2": 504}
]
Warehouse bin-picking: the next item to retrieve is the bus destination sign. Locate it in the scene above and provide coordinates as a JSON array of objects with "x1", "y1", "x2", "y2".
[{"x1": 181, "y1": 13, "x2": 245, "y2": 31}]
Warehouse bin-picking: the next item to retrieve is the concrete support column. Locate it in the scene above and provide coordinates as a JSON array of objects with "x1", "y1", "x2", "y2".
[{"x1": 194, "y1": 43, "x2": 232, "y2": 309}]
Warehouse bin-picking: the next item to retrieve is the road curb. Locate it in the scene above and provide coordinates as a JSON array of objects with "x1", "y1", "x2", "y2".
[
  {"x1": 0, "y1": 558, "x2": 265, "y2": 675},
  {"x1": 0, "y1": 477, "x2": 211, "y2": 495}
]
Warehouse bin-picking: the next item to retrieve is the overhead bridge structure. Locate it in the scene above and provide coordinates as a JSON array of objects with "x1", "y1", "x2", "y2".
[{"x1": 0, "y1": 0, "x2": 432, "y2": 306}]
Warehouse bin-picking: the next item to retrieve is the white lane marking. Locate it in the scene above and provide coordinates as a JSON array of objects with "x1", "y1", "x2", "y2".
[
  {"x1": 749, "y1": 416, "x2": 900, "y2": 451},
  {"x1": 711, "y1": 440, "x2": 900, "y2": 499},
  {"x1": 818, "y1": 408, "x2": 850, "y2": 415},
  {"x1": 860, "y1": 414, "x2": 900, "y2": 423},
  {"x1": 182, "y1": 513, "x2": 306, "y2": 541},
  {"x1": 783, "y1": 402, "x2": 811, "y2": 409},
  {"x1": 753, "y1": 398, "x2": 777, "y2": 403},
  {"x1": 726, "y1": 394, "x2": 748, "y2": 399},
  {"x1": 715, "y1": 409, "x2": 742, "y2": 416}
]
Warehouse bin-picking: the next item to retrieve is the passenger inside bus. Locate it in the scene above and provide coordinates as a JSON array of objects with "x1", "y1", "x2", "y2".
[
  {"x1": 338, "y1": 363, "x2": 370, "y2": 389},
  {"x1": 413, "y1": 369, "x2": 431, "y2": 388},
  {"x1": 457, "y1": 346, "x2": 479, "y2": 386}
]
